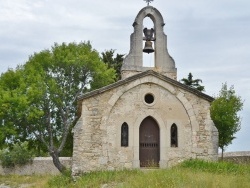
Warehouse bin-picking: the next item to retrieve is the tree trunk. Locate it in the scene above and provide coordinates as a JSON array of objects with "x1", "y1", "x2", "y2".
[
  {"x1": 50, "y1": 150, "x2": 66, "y2": 174},
  {"x1": 221, "y1": 147, "x2": 224, "y2": 161}
]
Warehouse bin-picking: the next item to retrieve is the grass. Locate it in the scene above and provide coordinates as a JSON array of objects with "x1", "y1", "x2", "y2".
[
  {"x1": 1, "y1": 160, "x2": 250, "y2": 187},
  {"x1": 47, "y1": 160, "x2": 250, "y2": 188},
  {"x1": 0, "y1": 175, "x2": 50, "y2": 188},
  {"x1": 180, "y1": 159, "x2": 250, "y2": 175}
]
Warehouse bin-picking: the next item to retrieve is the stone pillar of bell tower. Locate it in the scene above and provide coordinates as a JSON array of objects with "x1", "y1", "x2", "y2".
[{"x1": 121, "y1": 6, "x2": 177, "y2": 80}]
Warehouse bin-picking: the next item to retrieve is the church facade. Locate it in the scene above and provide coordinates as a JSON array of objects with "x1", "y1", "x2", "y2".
[{"x1": 71, "y1": 6, "x2": 218, "y2": 176}]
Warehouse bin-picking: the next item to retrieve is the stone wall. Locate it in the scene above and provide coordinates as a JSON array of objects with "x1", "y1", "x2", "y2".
[
  {"x1": 1, "y1": 152, "x2": 249, "y2": 176},
  {"x1": 220, "y1": 151, "x2": 250, "y2": 164},
  {"x1": 0, "y1": 157, "x2": 71, "y2": 175},
  {"x1": 222, "y1": 151, "x2": 250, "y2": 157},
  {"x1": 72, "y1": 72, "x2": 218, "y2": 176}
]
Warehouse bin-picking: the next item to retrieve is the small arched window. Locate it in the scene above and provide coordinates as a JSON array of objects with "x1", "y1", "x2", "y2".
[
  {"x1": 171, "y1": 124, "x2": 178, "y2": 147},
  {"x1": 121, "y1": 122, "x2": 129, "y2": 147}
]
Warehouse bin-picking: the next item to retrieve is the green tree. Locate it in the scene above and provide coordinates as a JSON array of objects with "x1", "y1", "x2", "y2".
[
  {"x1": 210, "y1": 83, "x2": 243, "y2": 159},
  {"x1": 180, "y1": 73, "x2": 205, "y2": 92},
  {"x1": 101, "y1": 49, "x2": 124, "y2": 80},
  {"x1": 0, "y1": 42, "x2": 116, "y2": 173},
  {"x1": 0, "y1": 68, "x2": 25, "y2": 149}
]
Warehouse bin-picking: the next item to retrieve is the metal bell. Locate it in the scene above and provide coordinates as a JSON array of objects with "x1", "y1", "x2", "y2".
[{"x1": 143, "y1": 41, "x2": 154, "y2": 54}]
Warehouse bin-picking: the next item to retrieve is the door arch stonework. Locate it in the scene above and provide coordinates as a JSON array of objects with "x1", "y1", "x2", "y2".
[
  {"x1": 139, "y1": 116, "x2": 160, "y2": 167},
  {"x1": 132, "y1": 111, "x2": 167, "y2": 169}
]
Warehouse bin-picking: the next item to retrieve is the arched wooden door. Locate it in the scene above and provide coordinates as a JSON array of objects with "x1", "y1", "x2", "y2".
[{"x1": 139, "y1": 116, "x2": 160, "y2": 167}]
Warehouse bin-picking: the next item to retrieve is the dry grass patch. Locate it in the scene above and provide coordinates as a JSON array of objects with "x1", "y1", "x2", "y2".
[{"x1": 0, "y1": 175, "x2": 50, "y2": 188}]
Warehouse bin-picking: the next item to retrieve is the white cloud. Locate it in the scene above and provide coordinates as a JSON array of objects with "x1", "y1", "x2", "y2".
[{"x1": 0, "y1": 0, "x2": 249, "y2": 152}]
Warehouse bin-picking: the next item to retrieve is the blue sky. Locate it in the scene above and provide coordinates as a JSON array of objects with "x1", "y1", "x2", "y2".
[{"x1": 0, "y1": 0, "x2": 249, "y2": 152}]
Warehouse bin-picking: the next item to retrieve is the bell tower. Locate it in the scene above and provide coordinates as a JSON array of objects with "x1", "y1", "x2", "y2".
[{"x1": 121, "y1": 5, "x2": 177, "y2": 80}]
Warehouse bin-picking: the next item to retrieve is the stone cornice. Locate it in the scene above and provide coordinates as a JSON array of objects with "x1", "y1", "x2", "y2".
[{"x1": 78, "y1": 70, "x2": 214, "y2": 102}]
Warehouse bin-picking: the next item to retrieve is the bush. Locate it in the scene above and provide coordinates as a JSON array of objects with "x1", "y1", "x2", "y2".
[{"x1": 0, "y1": 142, "x2": 34, "y2": 168}]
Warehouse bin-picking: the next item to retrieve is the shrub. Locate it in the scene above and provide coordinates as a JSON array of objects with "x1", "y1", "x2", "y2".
[{"x1": 0, "y1": 142, "x2": 34, "y2": 168}]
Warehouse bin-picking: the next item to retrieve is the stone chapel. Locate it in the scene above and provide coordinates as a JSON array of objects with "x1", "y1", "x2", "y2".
[{"x1": 72, "y1": 5, "x2": 218, "y2": 176}]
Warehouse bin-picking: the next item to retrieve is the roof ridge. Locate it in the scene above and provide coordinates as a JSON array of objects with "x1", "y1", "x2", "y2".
[{"x1": 78, "y1": 70, "x2": 213, "y2": 102}]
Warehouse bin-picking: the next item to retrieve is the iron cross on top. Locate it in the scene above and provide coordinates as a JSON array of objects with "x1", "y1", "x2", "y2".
[{"x1": 144, "y1": 0, "x2": 154, "y2": 6}]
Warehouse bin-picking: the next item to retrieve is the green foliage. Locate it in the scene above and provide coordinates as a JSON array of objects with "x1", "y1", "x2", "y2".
[
  {"x1": 59, "y1": 132, "x2": 73, "y2": 157},
  {"x1": 0, "y1": 42, "x2": 116, "y2": 172},
  {"x1": 181, "y1": 72, "x2": 205, "y2": 91},
  {"x1": 0, "y1": 142, "x2": 34, "y2": 168},
  {"x1": 210, "y1": 83, "x2": 244, "y2": 155},
  {"x1": 101, "y1": 49, "x2": 124, "y2": 80},
  {"x1": 0, "y1": 69, "x2": 25, "y2": 148}
]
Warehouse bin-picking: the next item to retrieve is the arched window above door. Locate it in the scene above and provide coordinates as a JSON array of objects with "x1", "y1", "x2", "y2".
[
  {"x1": 121, "y1": 122, "x2": 129, "y2": 147},
  {"x1": 171, "y1": 124, "x2": 178, "y2": 147}
]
